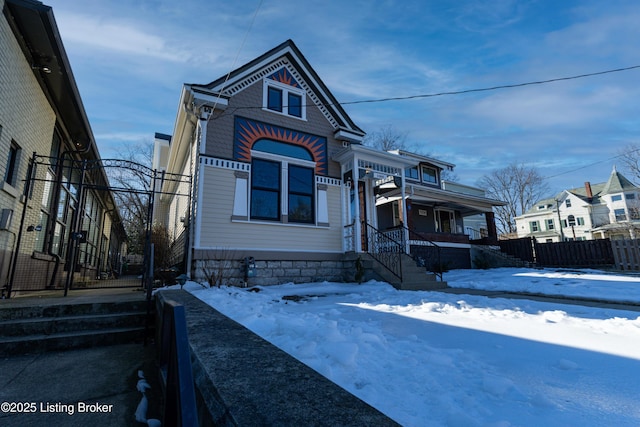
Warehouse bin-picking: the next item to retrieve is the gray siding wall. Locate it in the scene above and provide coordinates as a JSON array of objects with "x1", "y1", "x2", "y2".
[{"x1": 203, "y1": 78, "x2": 343, "y2": 178}]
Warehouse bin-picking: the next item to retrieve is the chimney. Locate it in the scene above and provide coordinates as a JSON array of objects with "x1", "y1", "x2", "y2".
[{"x1": 585, "y1": 182, "x2": 593, "y2": 201}]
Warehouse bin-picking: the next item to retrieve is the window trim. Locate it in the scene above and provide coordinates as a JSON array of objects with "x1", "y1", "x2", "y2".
[
  {"x1": 530, "y1": 221, "x2": 540, "y2": 232},
  {"x1": 250, "y1": 150, "x2": 316, "y2": 224},
  {"x1": 263, "y1": 79, "x2": 306, "y2": 120},
  {"x1": 420, "y1": 165, "x2": 438, "y2": 185}
]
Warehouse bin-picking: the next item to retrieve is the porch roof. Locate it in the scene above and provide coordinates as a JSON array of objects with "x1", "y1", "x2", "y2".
[
  {"x1": 380, "y1": 184, "x2": 505, "y2": 215},
  {"x1": 332, "y1": 144, "x2": 419, "y2": 169}
]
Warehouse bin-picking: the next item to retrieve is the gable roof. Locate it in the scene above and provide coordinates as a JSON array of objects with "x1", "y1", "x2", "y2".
[
  {"x1": 188, "y1": 39, "x2": 364, "y2": 140},
  {"x1": 524, "y1": 167, "x2": 639, "y2": 214}
]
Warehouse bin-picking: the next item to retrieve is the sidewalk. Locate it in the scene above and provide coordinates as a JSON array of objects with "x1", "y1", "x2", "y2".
[
  {"x1": 437, "y1": 287, "x2": 640, "y2": 312},
  {"x1": 0, "y1": 342, "x2": 161, "y2": 427},
  {"x1": 0, "y1": 288, "x2": 161, "y2": 426}
]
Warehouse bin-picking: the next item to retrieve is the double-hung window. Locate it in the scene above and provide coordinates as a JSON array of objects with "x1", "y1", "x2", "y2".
[
  {"x1": 250, "y1": 140, "x2": 315, "y2": 224},
  {"x1": 250, "y1": 158, "x2": 281, "y2": 221},
  {"x1": 288, "y1": 164, "x2": 313, "y2": 223}
]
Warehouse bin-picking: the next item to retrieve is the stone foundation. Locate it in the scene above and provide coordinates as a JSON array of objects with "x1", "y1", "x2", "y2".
[{"x1": 193, "y1": 258, "x2": 359, "y2": 287}]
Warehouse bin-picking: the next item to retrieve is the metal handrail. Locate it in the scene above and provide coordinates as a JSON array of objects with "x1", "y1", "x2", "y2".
[
  {"x1": 362, "y1": 221, "x2": 403, "y2": 281},
  {"x1": 158, "y1": 299, "x2": 198, "y2": 427},
  {"x1": 398, "y1": 225, "x2": 444, "y2": 281}
]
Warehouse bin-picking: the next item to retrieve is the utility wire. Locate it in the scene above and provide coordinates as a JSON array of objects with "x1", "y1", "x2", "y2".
[
  {"x1": 207, "y1": 0, "x2": 263, "y2": 120},
  {"x1": 341, "y1": 64, "x2": 640, "y2": 106},
  {"x1": 543, "y1": 147, "x2": 640, "y2": 180}
]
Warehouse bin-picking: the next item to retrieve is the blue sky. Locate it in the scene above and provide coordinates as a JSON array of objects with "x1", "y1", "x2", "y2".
[{"x1": 47, "y1": 0, "x2": 640, "y2": 194}]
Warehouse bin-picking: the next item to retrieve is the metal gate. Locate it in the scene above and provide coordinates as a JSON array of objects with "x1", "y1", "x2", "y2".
[{"x1": 3, "y1": 153, "x2": 191, "y2": 296}]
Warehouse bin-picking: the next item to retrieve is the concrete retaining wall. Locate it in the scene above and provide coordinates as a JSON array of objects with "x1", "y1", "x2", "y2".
[{"x1": 156, "y1": 290, "x2": 399, "y2": 426}]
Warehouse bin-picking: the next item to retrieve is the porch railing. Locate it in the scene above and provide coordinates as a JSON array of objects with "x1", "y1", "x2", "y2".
[
  {"x1": 362, "y1": 222, "x2": 403, "y2": 281},
  {"x1": 405, "y1": 227, "x2": 443, "y2": 282},
  {"x1": 382, "y1": 226, "x2": 444, "y2": 281}
]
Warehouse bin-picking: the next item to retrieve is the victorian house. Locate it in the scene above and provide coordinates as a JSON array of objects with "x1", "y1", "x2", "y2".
[
  {"x1": 515, "y1": 167, "x2": 640, "y2": 242},
  {"x1": 156, "y1": 40, "x2": 504, "y2": 289}
]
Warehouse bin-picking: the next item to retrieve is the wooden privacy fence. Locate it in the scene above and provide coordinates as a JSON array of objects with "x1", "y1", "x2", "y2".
[
  {"x1": 611, "y1": 239, "x2": 640, "y2": 270},
  {"x1": 534, "y1": 239, "x2": 615, "y2": 268},
  {"x1": 499, "y1": 237, "x2": 535, "y2": 263}
]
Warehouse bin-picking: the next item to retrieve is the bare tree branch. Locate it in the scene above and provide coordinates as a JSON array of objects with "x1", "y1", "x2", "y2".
[{"x1": 477, "y1": 163, "x2": 550, "y2": 235}]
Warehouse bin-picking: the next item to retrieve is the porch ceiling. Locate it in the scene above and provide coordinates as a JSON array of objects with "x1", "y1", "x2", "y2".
[{"x1": 378, "y1": 186, "x2": 503, "y2": 215}]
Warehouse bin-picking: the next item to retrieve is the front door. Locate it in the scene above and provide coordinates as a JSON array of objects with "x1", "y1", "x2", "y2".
[{"x1": 436, "y1": 210, "x2": 455, "y2": 234}]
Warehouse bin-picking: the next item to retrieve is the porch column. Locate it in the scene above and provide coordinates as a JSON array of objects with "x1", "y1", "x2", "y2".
[
  {"x1": 485, "y1": 211, "x2": 498, "y2": 239},
  {"x1": 401, "y1": 174, "x2": 410, "y2": 254}
]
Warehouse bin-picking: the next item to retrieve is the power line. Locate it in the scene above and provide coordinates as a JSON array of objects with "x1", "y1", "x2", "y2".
[
  {"x1": 341, "y1": 64, "x2": 640, "y2": 106},
  {"x1": 543, "y1": 146, "x2": 640, "y2": 180}
]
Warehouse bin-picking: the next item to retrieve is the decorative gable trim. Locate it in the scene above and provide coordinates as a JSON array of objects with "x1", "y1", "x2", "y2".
[
  {"x1": 267, "y1": 67, "x2": 300, "y2": 88},
  {"x1": 191, "y1": 40, "x2": 364, "y2": 136},
  {"x1": 234, "y1": 116, "x2": 328, "y2": 175}
]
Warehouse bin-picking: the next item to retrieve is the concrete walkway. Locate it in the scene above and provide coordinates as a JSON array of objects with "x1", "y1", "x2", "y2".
[
  {"x1": 0, "y1": 289, "x2": 162, "y2": 427},
  {"x1": 1, "y1": 285, "x2": 637, "y2": 426},
  {"x1": 437, "y1": 287, "x2": 640, "y2": 312},
  {"x1": 0, "y1": 343, "x2": 161, "y2": 426}
]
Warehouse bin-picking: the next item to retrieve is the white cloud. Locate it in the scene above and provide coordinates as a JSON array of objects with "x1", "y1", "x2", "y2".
[{"x1": 55, "y1": 12, "x2": 190, "y2": 62}]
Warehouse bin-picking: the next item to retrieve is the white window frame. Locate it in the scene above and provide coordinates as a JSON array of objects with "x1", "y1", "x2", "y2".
[
  {"x1": 263, "y1": 79, "x2": 307, "y2": 120},
  {"x1": 421, "y1": 165, "x2": 438, "y2": 185},
  {"x1": 250, "y1": 150, "x2": 316, "y2": 224}
]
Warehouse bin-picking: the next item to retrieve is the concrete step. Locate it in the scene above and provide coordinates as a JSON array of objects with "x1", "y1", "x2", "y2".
[
  {"x1": 0, "y1": 300, "x2": 148, "y2": 321},
  {"x1": 0, "y1": 327, "x2": 147, "y2": 356},
  {"x1": 0, "y1": 311, "x2": 146, "y2": 337},
  {"x1": 0, "y1": 298, "x2": 152, "y2": 356}
]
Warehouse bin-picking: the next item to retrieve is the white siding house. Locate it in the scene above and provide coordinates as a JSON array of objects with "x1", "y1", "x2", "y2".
[{"x1": 515, "y1": 167, "x2": 640, "y2": 242}]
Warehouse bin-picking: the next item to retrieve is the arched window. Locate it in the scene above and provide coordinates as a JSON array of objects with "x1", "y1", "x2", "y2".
[{"x1": 252, "y1": 139, "x2": 312, "y2": 161}]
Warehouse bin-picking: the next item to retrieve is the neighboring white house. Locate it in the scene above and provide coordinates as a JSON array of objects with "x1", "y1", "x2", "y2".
[{"x1": 515, "y1": 167, "x2": 640, "y2": 242}]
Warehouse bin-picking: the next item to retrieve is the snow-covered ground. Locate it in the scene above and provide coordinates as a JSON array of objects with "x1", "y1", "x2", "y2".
[{"x1": 171, "y1": 268, "x2": 640, "y2": 426}]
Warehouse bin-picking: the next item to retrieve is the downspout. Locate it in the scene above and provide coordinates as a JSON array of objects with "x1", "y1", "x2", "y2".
[{"x1": 185, "y1": 101, "x2": 200, "y2": 278}]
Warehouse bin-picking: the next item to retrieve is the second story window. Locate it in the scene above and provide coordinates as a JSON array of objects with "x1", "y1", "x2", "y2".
[
  {"x1": 614, "y1": 208, "x2": 627, "y2": 221},
  {"x1": 405, "y1": 166, "x2": 419, "y2": 180},
  {"x1": 288, "y1": 93, "x2": 302, "y2": 117},
  {"x1": 421, "y1": 166, "x2": 438, "y2": 184},
  {"x1": 264, "y1": 80, "x2": 306, "y2": 120},
  {"x1": 565, "y1": 199, "x2": 571, "y2": 207},
  {"x1": 267, "y1": 87, "x2": 283, "y2": 112}
]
